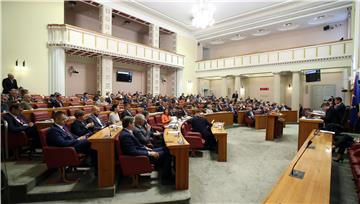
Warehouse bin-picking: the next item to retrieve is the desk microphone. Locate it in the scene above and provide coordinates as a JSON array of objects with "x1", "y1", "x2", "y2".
[{"x1": 289, "y1": 129, "x2": 320, "y2": 179}]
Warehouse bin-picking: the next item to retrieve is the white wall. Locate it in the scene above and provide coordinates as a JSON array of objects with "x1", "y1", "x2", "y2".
[
  {"x1": 207, "y1": 21, "x2": 348, "y2": 59},
  {"x1": 244, "y1": 76, "x2": 274, "y2": 102},
  {"x1": 112, "y1": 63, "x2": 146, "y2": 94}
]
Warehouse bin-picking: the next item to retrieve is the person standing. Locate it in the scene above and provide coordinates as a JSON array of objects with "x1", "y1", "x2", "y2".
[{"x1": 2, "y1": 73, "x2": 18, "y2": 94}]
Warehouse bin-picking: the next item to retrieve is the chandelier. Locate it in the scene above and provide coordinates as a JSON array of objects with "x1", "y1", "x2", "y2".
[{"x1": 191, "y1": 0, "x2": 215, "y2": 29}]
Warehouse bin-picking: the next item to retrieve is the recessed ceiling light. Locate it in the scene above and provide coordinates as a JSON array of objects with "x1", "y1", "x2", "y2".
[
  {"x1": 308, "y1": 14, "x2": 334, "y2": 25},
  {"x1": 278, "y1": 23, "x2": 299, "y2": 31},
  {"x1": 210, "y1": 39, "x2": 225, "y2": 45},
  {"x1": 230, "y1": 34, "x2": 246, "y2": 41},
  {"x1": 252, "y1": 29, "x2": 271, "y2": 36}
]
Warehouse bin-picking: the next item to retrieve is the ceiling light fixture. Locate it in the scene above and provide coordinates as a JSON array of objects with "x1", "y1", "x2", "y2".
[
  {"x1": 192, "y1": 0, "x2": 215, "y2": 29},
  {"x1": 278, "y1": 22, "x2": 299, "y2": 31},
  {"x1": 210, "y1": 39, "x2": 225, "y2": 45},
  {"x1": 252, "y1": 29, "x2": 271, "y2": 36},
  {"x1": 230, "y1": 34, "x2": 246, "y2": 41},
  {"x1": 308, "y1": 14, "x2": 334, "y2": 25}
]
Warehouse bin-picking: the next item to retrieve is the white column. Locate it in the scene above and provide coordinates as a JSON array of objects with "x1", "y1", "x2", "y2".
[
  {"x1": 234, "y1": 76, "x2": 241, "y2": 96},
  {"x1": 352, "y1": 0, "x2": 360, "y2": 75},
  {"x1": 176, "y1": 69, "x2": 183, "y2": 97},
  {"x1": 147, "y1": 24, "x2": 161, "y2": 95},
  {"x1": 48, "y1": 47, "x2": 66, "y2": 95},
  {"x1": 343, "y1": 68, "x2": 351, "y2": 105},
  {"x1": 197, "y1": 78, "x2": 202, "y2": 95},
  {"x1": 222, "y1": 77, "x2": 227, "y2": 98},
  {"x1": 169, "y1": 70, "x2": 177, "y2": 96},
  {"x1": 291, "y1": 72, "x2": 300, "y2": 110},
  {"x1": 98, "y1": 5, "x2": 113, "y2": 95},
  {"x1": 273, "y1": 72, "x2": 281, "y2": 103}
]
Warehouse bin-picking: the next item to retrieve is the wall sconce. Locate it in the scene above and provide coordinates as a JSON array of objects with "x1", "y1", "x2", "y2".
[
  {"x1": 288, "y1": 84, "x2": 292, "y2": 90},
  {"x1": 69, "y1": 66, "x2": 79, "y2": 76},
  {"x1": 15, "y1": 59, "x2": 28, "y2": 70},
  {"x1": 23, "y1": 60, "x2": 26, "y2": 67}
]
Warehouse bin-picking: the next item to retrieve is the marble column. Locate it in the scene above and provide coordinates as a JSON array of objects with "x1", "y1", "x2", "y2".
[
  {"x1": 176, "y1": 69, "x2": 183, "y2": 97},
  {"x1": 97, "y1": 5, "x2": 113, "y2": 95},
  {"x1": 48, "y1": 47, "x2": 65, "y2": 95},
  {"x1": 273, "y1": 72, "x2": 281, "y2": 104},
  {"x1": 147, "y1": 24, "x2": 161, "y2": 95},
  {"x1": 234, "y1": 76, "x2": 241, "y2": 97},
  {"x1": 222, "y1": 77, "x2": 227, "y2": 98},
  {"x1": 291, "y1": 72, "x2": 300, "y2": 110}
]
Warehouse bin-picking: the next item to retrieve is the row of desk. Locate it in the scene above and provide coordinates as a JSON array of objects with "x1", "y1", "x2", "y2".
[{"x1": 238, "y1": 110, "x2": 298, "y2": 127}]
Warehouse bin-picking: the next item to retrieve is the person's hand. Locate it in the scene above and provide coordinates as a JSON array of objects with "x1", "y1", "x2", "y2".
[
  {"x1": 149, "y1": 151, "x2": 159, "y2": 159},
  {"x1": 28, "y1": 122, "x2": 34, "y2": 127},
  {"x1": 145, "y1": 146, "x2": 152, "y2": 151},
  {"x1": 146, "y1": 124, "x2": 151, "y2": 131},
  {"x1": 86, "y1": 122, "x2": 94, "y2": 128},
  {"x1": 77, "y1": 136, "x2": 86, "y2": 140}
]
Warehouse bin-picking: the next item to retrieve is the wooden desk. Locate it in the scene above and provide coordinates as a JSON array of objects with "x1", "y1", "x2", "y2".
[
  {"x1": 204, "y1": 111, "x2": 233, "y2": 127},
  {"x1": 298, "y1": 118, "x2": 324, "y2": 150},
  {"x1": 280, "y1": 110, "x2": 298, "y2": 123},
  {"x1": 211, "y1": 124, "x2": 227, "y2": 162},
  {"x1": 265, "y1": 113, "x2": 283, "y2": 141},
  {"x1": 237, "y1": 111, "x2": 246, "y2": 126},
  {"x1": 164, "y1": 129, "x2": 190, "y2": 190},
  {"x1": 88, "y1": 125, "x2": 122, "y2": 188},
  {"x1": 263, "y1": 130, "x2": 332, "y2": 203},
  {"x1": 255, "y1": 115, "x2": 267, "y2": 129}
]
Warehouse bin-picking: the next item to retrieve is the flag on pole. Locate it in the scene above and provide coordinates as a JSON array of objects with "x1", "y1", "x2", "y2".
[{"x1": 350, "y1": 72, "x2": 360, "y2": 128}]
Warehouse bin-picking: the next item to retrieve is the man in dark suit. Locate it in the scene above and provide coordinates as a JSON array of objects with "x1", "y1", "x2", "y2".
[
  {"x1": 47, "y1": 111, "x2": 96, "y2": 167},
  {"x1": 71, "y1": 110, "x2": 94, "y2": 137},
  {"x1": 156, "y1": 101, "x2": 166, "y2": 112},
  {"x1": 133, "y1": 114, "x2": 163, "y2": 148},
  {"x1": 232, "y1": 91, "x2": 239, "y2": 102},
  {"x1": 7, "y1": 89, "x2": 20, "y2": 105},
  {"x1": 120, "y1": 103, "x2": 133, "y2": 120},
  {"x1": 87, "y1": 106, "x2": 105, "y2": 131},
  {"x1": 334, "y1": 97, "x2": 346, "y2": 122},
  {"x1": 2, "y1": 73, "x2": 18, "y2": 94},
  {"x1": 120, "y1": 116, "x2": 173, "y2": 184},
  {"x1": 49, "y1": 93, "x2": 64, "y2": 108},
  {"x1": 187, "y1": 110, "x2": 217, "y2": 150},
  {"x1": 2, "y1": 103, "x2": 40, "y2": 148}
]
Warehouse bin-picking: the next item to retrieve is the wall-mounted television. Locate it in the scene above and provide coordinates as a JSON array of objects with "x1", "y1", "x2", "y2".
[
  {"x1": 116, "y1": 71, "x2": 132, "y2": 82},
  {"x1": 305, "y1": 69, "x2": 321, "y2": 82}
]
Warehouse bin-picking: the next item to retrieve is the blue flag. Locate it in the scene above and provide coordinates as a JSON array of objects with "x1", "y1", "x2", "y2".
[{"x1": 350, "y1": 72, "x2": 360, "y2": 128}]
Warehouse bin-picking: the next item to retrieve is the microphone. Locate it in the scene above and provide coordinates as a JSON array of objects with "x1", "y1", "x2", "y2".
[{"x1": 289, "y1": 129, "x2": 320, "y2": 179}]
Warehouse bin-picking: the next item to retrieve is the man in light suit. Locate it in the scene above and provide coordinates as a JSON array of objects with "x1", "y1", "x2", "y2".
[
  {"x1": 120, "y1": 116, "x2": 173, "y2": 185},
  {"x1": 87, "y1": 106, "x2": 106, "y2": 132}
]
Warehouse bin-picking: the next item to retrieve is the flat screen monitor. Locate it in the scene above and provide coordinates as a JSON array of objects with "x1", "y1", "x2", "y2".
[
  {"x1": 116, "y1": 71, "x2": 132, "y2": 82},
  {"x1": 305, "y1": 69, "x2": 321, "y2": 82}
]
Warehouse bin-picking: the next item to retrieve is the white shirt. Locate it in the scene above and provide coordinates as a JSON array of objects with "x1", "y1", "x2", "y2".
[
  {"x1": 109, "y1": 112, "x2": 120, "y2": 124},
  {"x1": 9, "y1": 112, "x2": 26, "y2": 126}
]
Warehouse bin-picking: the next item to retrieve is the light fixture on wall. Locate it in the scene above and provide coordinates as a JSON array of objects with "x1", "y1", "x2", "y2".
[
  {"x1": 15, "y1": 59, "x2": 28, "y2": 70},
  {"x1": 15, "y1": 60, "x2": 19, "y2": 68},
  {"x1": 68, "y1": 66, "x2": 79, "y2": 76},
  {"x1": 288, "y1": 84, "x2": 292, "y2": 90}
]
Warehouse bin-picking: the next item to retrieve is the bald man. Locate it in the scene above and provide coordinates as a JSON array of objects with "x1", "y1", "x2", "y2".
[
  {"x1": 87, "y1": 106, "x2": 106, "y2": 131},
  {"x1": 2, "y1": 73, "x2": 18, "y2": 94}
]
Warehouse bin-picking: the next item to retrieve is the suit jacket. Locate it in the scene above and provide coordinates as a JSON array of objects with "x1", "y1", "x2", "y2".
[
  {"x1": 2, "y1": 78, "x2": 18, "y2": 94},
  {"x1": 187, "y1": 116, "x2": 212, "y2": 133},
  {"x1": 133, "y1": 124, "x2": 151, "y2": 145},
  {"x1": 232, "y1": 93, "x2": 238, "y2": 99},
  {"x1": 49, "y1": 99, "x2": 64, "y2": 108},
  {"x1": 157, "y1": 106, "x2": 165, "y2": 112},
  {"x1": 120, "y1": 109, "x2": 132, "y2": 120},
  {"x1": 2, "y1": 113, "x2": 29, "y2": 133},
  {"x1": 47, "y1": 124, "x2": 79, "y2": 147},
  {"x1": 324, "y1": 106, "x2": 340, "y2": 125},
  {"x1": 120, "y1": 129, "x2": 149, "y2": 156},
  {"x1": 87, "y1": 114, "x2": 105, "y2": 131},
  {"x1": 71, "y1": 120, "x2": 92, "y2": 137},
  {"x1": 335, "y1": 103, "x2": 346, "y2": 121}
]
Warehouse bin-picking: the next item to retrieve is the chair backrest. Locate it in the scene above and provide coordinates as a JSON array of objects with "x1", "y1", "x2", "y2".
[
  {"x1": 32, "y1": 111, "x2": 51, "y2": 122},
  {"x1": 83, "y1": 107, "x2": 92, "y2": 114},
  {"x1": 98, "y1": 106, "x2": 105, "y2": 111},
  {"x1": 99, "y1": 113, "x2": 109, "y2": 124},
  {"x1": 68, "y1": 108, "x2": 80, "y2": 116},
  {"x1": 33, "y1": 103, "x2": 48, "y2": 109},
  {"x1": 148, "y1": 117, "x2": 156, "y2": 126},
  {"x1": 39, "y1": 128, "x2": 50, "y2": 147},
  {"x1": 70, "y1": 102, "x2": 81, "y2": 106},
  {"x1": 155, "y1": 115, "x2": 162, "y2": 124}
]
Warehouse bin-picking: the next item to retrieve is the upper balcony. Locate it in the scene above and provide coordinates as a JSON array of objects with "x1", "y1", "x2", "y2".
[
  {"x1": 196, "y1": 40, "x2": 353, "y2": 72},
  {"x1": 48, "y1": 24, "x2": 184, "y2": 69}
]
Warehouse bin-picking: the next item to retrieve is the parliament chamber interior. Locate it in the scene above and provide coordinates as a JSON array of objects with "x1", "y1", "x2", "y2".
[{"x1": 2, "y1": 0, "x2": 360, "y2": 203}]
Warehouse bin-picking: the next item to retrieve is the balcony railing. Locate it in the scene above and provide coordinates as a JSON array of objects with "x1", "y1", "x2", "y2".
[
  {"x1": 48, "y1": 24, "x2": 184, "y2": 68},
  {"x1": 196, "y1": 40, "x2": 353, "y2": 72}
]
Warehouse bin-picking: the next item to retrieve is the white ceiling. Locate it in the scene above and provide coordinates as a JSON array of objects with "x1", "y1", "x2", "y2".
[{"x1": 127, "y1": 0, "x2": 352, "y2": 43}]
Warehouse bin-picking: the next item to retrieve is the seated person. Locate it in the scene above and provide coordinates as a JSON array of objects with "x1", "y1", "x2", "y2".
[
  {"x1": 71, "y1": 110, "x2": 94, "y2": 137},
  {"x1": 20, "y1": 94, "x2": 33, "y2": 110},
  {"x1": 1, "y1": 94, "x2": 9, "y2": 113},
  {"x1": 156, "y1": 101, "x2": 166, "y2": 112},
  {"x1": 95, "y1": 96, "x2": 108, "y2": 106},
  {"x1": 244, "y1": 106, "x2": 255, "y2": 126},
  {"x1": 161, "y1": 109, "x2": 171, "y2": 125},
  {"x1": 109, "y1": 104, "x2": 121, "y2": 125},
  {"x1": 120, "y1": 102, "x2": 133, "y2": 121},
  {"x1": 87, "y1": 106, "x2": 106, "y2": 131},
  {"x1": 205, "y1": 104, "x2": 214, "y2": 114},
  {"x1": 47, "y1": 111, "x2": 96, "y2": 167},
  {"x1": 80, "y1": 92, "x2": 89, "y2": 102},
  {"x1": 187, "y1": 110, "x2": 217, "y2": 150},
  {"x1": 169, "y1": 108, "x2": 177, "y2": 117},
  {"x1": 321, "y1": 102, "x2": 342, "y2": 132},
  {"x1": 133, "y1": 114, "x2": 163, "y2": 148},
  {"x1": 120, "y1": 116, "x2": 173, "y2": 184},
  {"x1": 49, "y1": 93, "x2": 64, "y2": 108},
  {"x1": 333, "y1": 133, "x2": 354, "y2": 162},
  {"x1": 2, "y1": 103, "x2": 40, "y2": 149},
  {"x1": 228, "y1": 103, "x2": 238, "y2": 123}
]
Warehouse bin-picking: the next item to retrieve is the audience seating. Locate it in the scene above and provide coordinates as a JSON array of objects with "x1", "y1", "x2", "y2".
[
  {"x1": 181, "y1": 122, "x2": 205, "y2": 156},
  {"x1": 147, "y1": 117, "x2": 164, "y2": 132},
  {"x1": 68, "y1": 108, "x2": 80, "y2": 116},
  {"x1": 1, "y1": 121, "x2": 31, "y2": 160},
  {"x1": 69, "y1": 102, "x2": 81, "y2": 106},
  {"x1": 99, "y1": 113, "x2": 109, "y2": 125},
  {"x1": 83, "y1": 107, "x2": 92, "y2": 114},
  {"x1": 244, "y1": 114, "x2": 255, "y2": 127},
  {"x1": 39, "y1": 128, "x2": 86, "y2": 183},
  {"x1": 32, "y1": 111, "x2": 51, "y2": 122},
  {"x1": 32, "y1": 103, "x2": 48, "y2": 109},
  {"x1": 115, "y1": 134, "x2": 153, "y2": 187}
]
